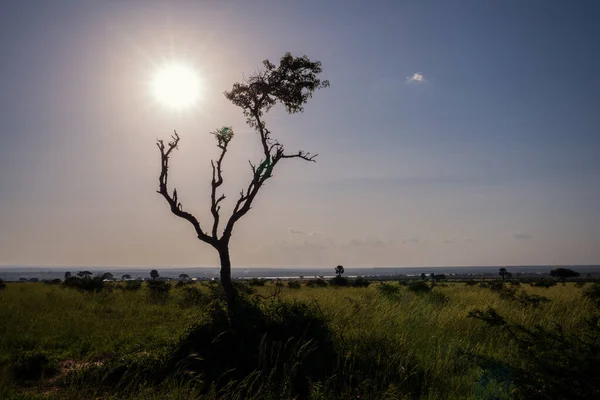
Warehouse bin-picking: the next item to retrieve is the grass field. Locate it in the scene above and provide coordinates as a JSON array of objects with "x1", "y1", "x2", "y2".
[{"x1": 0, "y1": 279, "x2": 598, "y2": 399}]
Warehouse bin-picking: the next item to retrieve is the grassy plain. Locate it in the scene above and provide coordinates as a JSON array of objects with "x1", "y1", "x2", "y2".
[{"x1": 0, "y1": 280, "x2": 596, "y2": 399}]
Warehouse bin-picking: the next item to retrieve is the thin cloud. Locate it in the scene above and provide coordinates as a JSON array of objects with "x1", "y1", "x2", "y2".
[
  {"x1": 406, "y1": 72, "x2": 426, "y2": 83},
  {"x1": 402, "y1": 238, "x2": 420, "y2": 244},
  {"x1": 288, "y1": 228, "x2": 320, "y2": 236}
]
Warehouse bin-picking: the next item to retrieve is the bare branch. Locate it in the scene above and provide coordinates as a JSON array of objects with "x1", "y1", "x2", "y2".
[{"x1": 157, "y1": 131, "x2": 215, "y2": 245}]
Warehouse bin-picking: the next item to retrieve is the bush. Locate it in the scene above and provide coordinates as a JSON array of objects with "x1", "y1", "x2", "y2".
[
  {"x1": 11, "y1": 350, "x2": 58, "y2": 382},
  {"x1": 533, "y1": 279, "x2": 556, "y2": 288},
  {"x1": 179, "y1": 286, "x2": 207, "y2": 307},
  {"x1": 330, "y1": 276, "x2": 350, "y2": 287},
  {"x1": 377, "y1": 283, "x2": 401, "y2": 298},
  {"x1": 428, "y1": 290, "x2": 449, "y2": 306},
  {"x1": 0, "y1": 278, "x2": 5, "y2": 290},
  {"x1": 465, "y1": 280, "x2": 478, "y2": 286},
  {"x1": 584, "y1": 283, "x2": 600, "y2": 307},
  {"x1": 575, "y1": 281, "x2": 586, "y2": 288},
  {"x1": 168, "y1": 297, "x2": 337, "y2": 399},
  {"x1": 306, "y1": 279, "x2": 328, "y2": 288},
  {"x1": 62, "y1": 276, "x2": 105, "y2": 292},
  {"x1": 468, "y1": 307, "x2": 600, "y2": 399},
  {"x1": 287, "y1": 280, "x2": 301, "y2": 289},
  {"x1": 124, "y1": 280, "x2": 142, "y2": 291},
  {"x1": 147, "y1": 280, "x2": 171, "y2": 302},
  {"x1": 408, "y1": 280, "x2": 431, "y2": 294},
  {"x1": 352, "y1": 277, "x2": 371, "y2": 287},
  {"x1": 247, "y1": 278, "x2": 266, "y2": 287}
]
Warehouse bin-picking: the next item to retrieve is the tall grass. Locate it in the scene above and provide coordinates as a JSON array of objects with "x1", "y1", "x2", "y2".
[{"x1": 0, "y1": 281, "x2": 594, "y2": 399}]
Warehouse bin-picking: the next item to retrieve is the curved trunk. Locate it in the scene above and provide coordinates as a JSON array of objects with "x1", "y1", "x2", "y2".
[{"x1": 218, "y1": 245, "x2": 237, "y2": 308}]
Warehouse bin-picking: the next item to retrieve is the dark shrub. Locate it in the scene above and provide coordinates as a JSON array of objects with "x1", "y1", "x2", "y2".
[
  {"x1": 169, "y1": 297, "x2": 337, "y2": 399},
  {"x1": 352, "y1": 277, "x2": 371, "y2": 287},
  {"x1": 575, "y1": 281, "x2": 586, "y2": 288},
  {"x1": 515, "y1": 292, "x2": 551, "y2": 308},
  {"x1": 306, "y1": 279, "x2": 328, "y2": 288},
  {"x1": 248, "y1": 278, "x2": 266, "y2": 286},
  {"x1": 584, "y1": 283, "x2": 600, "y2": 307},
  {"x1": 124, "y1": 280, "x2": 142, "y2": 291},
  {"x1": 408, "y1": 280, "x2": 431, "y2": 294},
  {"x1": 0, "y1": 278, "x2": 5, "y2": 290},
  {"x1": 330, "y1": 276, "x2": 350, "y2": 287},
  {"x1": 62, "y1": 276, "x2": 105, "y2": 292},
  {"x1": 533, "y1": 279, "x2": 556, "y2": 288},
  {"x1": 468, "y1": 307, "x2": 600, "y2": 399},
  {"x1": 479, "y1": 282, "x2": 490, "y2": 288},
  {"x1": 465, "y1": 280, "x2": 478, "y2": 286},
  {"x1": 397, "y1": 280, "x2": 408, "y2": 286},
  {"x1": 287, "y1": 280, "x2": 301, "y2": 289},
  {"x1": 509, "y1": 280, "x2": 521, "y2": 286},
  {"x1": 429, "y1": 290, "x2": 449, "y2": 306},
  {"x1": 11, "y1": 350, "x2": 58, "y2": 381},
  {"x1": 179, "y1": 286, "x2": 207, "y2": 307},
  {"x1": 147, "y1": 280, "x2": 171, "y2": 302},
  {"x1": 377, "y1": 283, "x2": 401, "y2": 298}
]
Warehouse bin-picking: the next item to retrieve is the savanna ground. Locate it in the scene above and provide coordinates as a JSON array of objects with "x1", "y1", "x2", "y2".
[{"x1": 0, "y1": 278, "x2": 599, "y2": 399}]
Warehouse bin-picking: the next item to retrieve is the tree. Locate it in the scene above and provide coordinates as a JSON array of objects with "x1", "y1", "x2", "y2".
[
  {"x1": 150, "y1": 269, "x2": 159, "y2": 280},
  {"x1": 101, "y1": 272, "x2": 114, "y2": 281},
  {"x1": 179, "y1": 273, "x2": 190, "y2": 281},
  {"x1": 64, "y1": 271, "x2": 71, "y2": 280},
  {"x1": 156, "y1": 53, "x2": 329, "y2": 309},
  {"x1": 421, "y1": 273, "x2": 427, "y2": 281},
  {"x1": 550, "y1": 268, "x2": 580, "y2": 282},
  {"x1": 498, "y1": 268, "x2": 509, "y2": 281},
  {"x1": 77, "y1": 271, "x2": 92, "y2": 279},
  {"x1": 430, "y1": 273, "x2": 435, "y2": 281},
  {"x1": 121, "y1": 274, "x2": 132, "y2": 281},
  {"x1": 335, "y1": 265, "x2": 345, "y2": 277}
]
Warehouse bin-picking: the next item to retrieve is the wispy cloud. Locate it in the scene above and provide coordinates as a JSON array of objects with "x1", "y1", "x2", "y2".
[
  {"x1": 402, "y1": 238, "x2": 420, "y2": 244},
  {"x1": 347, "y1": 237, "x2": 392, "y2": 247},
  {"x1": 512, "y1": 233, "x2": 533, "y2": 240},
  {"x1": 288, "y1": 228, "x2": 321, "y2": 236},
  {"x1": 406, "y1": 72, "x2": 426, "y2": 83}
]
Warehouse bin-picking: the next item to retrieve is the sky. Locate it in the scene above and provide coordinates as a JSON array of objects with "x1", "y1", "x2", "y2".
[{"x1": 1, "y1": 0, "x2": 599, "y2": 268}]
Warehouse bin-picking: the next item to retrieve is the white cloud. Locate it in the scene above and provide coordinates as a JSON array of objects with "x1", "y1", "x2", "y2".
[{"x1": 406, "y1": 72, "x2": 426, "y2": 83}]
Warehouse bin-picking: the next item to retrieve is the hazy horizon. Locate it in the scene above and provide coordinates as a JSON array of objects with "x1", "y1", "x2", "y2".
[{"x1": 2, "y1": 1, "x2": 599, "y2": 268}]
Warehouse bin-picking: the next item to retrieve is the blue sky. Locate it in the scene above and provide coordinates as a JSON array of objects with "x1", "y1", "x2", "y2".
[{"x1": 1, "y1": 0, "x2": 599, "y2": 267}]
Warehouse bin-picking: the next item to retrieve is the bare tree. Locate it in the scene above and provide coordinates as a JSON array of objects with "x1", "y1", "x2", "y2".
[{"x1": 156, "y1": 53, "x2": 329, "y2": 308}]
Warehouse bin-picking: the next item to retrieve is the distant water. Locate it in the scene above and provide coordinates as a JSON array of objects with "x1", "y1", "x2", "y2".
[{"x1": 1, "y1": 265, "x2": 599, "y2": 281}]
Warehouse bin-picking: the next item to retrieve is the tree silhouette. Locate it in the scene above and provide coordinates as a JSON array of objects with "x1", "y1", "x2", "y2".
[
  {"x1": 64, "y1": 271, "x2": 71, "y2": 280},
  {"x1": 101, "y1": 272, "x2": 114, "y2": 281},
  {"x1": 156, "y1": 53, "x2": 329, "y2": 309},
  {"x1": 421, "y1": 273, "x2": 427, "y2": 281},
  {"x1": 77, "y1": 271, "x2": 92, "y2": 279},
  {"x1": 550, "y1": 268, "x2": 580, "y2": 282},
  {"x1": 335, "y1": 265, "x2": 345, "y2": 278},
  {"x1": 150, "y1": 269, "x2": 159, "y2": 280},
  {"x1": 121, "y1": 274, "x2": 131, "y2": 281},
  {"x1": 179, "y1": 273, "x2": 190, "y2": 280},
  {"x1": 498, "y1": 268, "x2": 508, "y2": 281}
]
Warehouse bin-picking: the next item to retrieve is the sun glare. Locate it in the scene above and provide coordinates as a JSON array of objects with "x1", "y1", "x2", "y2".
[{"x1": 151, "y1": 63, "x2": 201, "y2": 110}]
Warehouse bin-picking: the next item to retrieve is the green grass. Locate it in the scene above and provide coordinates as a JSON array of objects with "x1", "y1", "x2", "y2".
[{"x1": 0, "y1": 281, "x2": 595, "y2": 399}]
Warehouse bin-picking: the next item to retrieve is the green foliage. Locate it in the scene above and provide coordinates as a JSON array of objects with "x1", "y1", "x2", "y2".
[
  {"x1": 352, "y1": 277, "x2": 371, "y2": 287},
  {"x1": 146, "y1": 280, "x2": 171, "y2": 302},
  {"x1": 179, "y1": 286, "x2": 208, "y2": 308},
  {"x1": 287, "y1": 280, "x2": 301, "y2": 289},
  {"x1": 584, "y1": 282, "x2": 600, "y2": 307},
  {"x1": 550, "y1": 267, "x2": 580, "y2": 281},
  {"x1": 377, "y1": 283, "x2": 401, "y2": 298},
  {"x1": 124, "y1": 280, "x2": 142, "y2": 291},
  {"x1": 408, "y1": 280, "x2": 431, "y2": 294},
  {"x1": 532, "y1": 279, "x2": 556, "y2": 288},
  {"x1": 465, "y1": 280, "x2": 478, "y2": 286},
  {"x1": 306, "y1": 279, "x2": 328, "y2": 288},
  {"x1": 468, "y1": 307, "x2": 600, "y2": 399},
  {"x1": 330, "y1": 276, "x2": 350, "y2": 287},
  {"x1": 247, "y1": 278, "x2": 266, "y2": 287},
  {"x1": 62, "y1": 276, "x2": 105, "y2": 292}
]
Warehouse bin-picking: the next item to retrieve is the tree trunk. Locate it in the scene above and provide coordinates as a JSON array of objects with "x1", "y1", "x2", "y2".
[{"x1": 217, "y1": 245, "x2": 237, "y2": 309}]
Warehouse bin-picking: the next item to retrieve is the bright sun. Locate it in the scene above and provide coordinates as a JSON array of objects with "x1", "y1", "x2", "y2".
[{"x1": 151, "y1": 63, "x2": 201, "y2": 110}]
